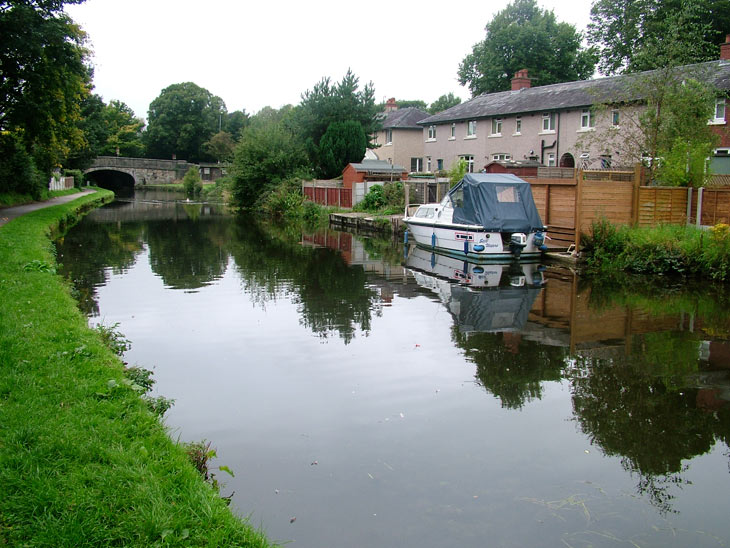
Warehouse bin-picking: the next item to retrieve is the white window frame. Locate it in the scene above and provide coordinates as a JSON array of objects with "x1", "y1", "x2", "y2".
[
  {"x1": 541, "y1": 112, "x2": 555, "y2": 133},
  {"x1": 427, "y1": 125, "x2": 436, "y2": 141},
  {"x1": 449, "y1": 123, "x2": 456, "y2": 140},
  {"x1": 611, "y1": 109, "x2": 620, "y2": 128},
  {"x1": 385, "y1": 128, "x2": 393, "y2": 145},
  {"x1": 492, "y1": 153, "x2": 511, "y2": 161},
  {"x1": 426, "y1": 156, "x2": 432, "y2": 172},
  {"x1": 490, "y1": 117, "x2": 502, "y2": 136},
  {"x1": 580, "y1": 108, "x2": 595, "y2": 131},
  {"x1": 712, "y1": 98, "x2": 726, "y2": 124},
  {"x1": 460, "y1": 154, "x2": 475, "y2": 173},
  {"x1": 514, "y1": 117, "x2": 522, "y2": 135},
  {"x1": 466, "y1": 120, "x2": 477, "y2": 138},
  {"x1": 410, "y1": 157, "x2": 423, "y2": 172},
  {"x1": 547, "y1": 153, "x2": 556, "y2": 167}
]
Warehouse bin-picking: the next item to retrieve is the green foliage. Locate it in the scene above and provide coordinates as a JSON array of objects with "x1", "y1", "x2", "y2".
[
  {"x1": 390, "y1": 99, "x2": 428, "y2": 110},
  {"x1": 293, "y1": 69, "x2": 379, "y2": 175},
  {"x1": 448, "y1": 158, "x2": 468, "y2": 187},
  {"x1": 656, "y1": 138, "x2": 714, "y2": 187},
  {"x1": 582, "y1": 220, "x2": 730, "y2": 281},
  {"x1": 182, "y1": 166, "x2": 203, "y2": 198},
  {"x1": 63, "y1": 168, "x2": 84, "y2": 188},
  {"x1": 353, "y1": 181, "x2": 404, "y2": 213},
  {"x1": 0, "y1": 2, "x2": 91, "y2": 173},
  {"x1": 458, "y1": 0, "x2": 596, "y2": 95},
  {"x1": 356, "y1": 184, "x2": 386, "y2": 211},
  {"x1": 230, "y1": 110, "x2": 310, "y2": 210},
  {"x1": 588, "y1": 0, "x2": 728, "y2": 75},
  {"x1": 95, "y1": 322, "x2": 132, "y2": 356},
  {"x1": 224, "y1": 109, "x2": 249, "y2": 139},
  {"x1": 145, "y1": 82, "x2": 227, "y2": 162},
  {"x1": 317, "y1": 120, "x2": 367, "y2": 178},
  {"x1": 428, "y1": 92, "x2": 462, "y2": 114},
  {"x1": 0, "y1": 131, "x2": 46, "y2": 199},
  {"x1": 205, "y1": 130, "x2": 236, "y2": 162}
]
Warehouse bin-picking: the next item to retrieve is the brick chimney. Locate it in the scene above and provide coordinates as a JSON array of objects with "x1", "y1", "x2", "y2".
[
  {"x1": 385, "y1": 98, "x2": 398, "y2": 112},
  {"x1": 511, "y1": 69, "x2": 531, "y2": 91},
  {"x1": 721, "y1": 35, "x2": 730, "y2": 60}
]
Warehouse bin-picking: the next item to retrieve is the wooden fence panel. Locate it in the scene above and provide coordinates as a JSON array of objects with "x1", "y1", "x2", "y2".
[
  {"x1": 701, "y1": 189, "x2": 730, "y2": 225},
  {"x1": 579, "y1": 180, "x2": 634, "y2": 233},
  {"x1": 637, "y1": 187, "x2": 688, "y2": 227}
]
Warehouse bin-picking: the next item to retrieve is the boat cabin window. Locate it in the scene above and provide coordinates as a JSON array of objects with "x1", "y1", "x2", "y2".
[
  {"x1": 415, "y1": 206, "x2": 436, "y2": 219},
  {"x1": 495, "y1": 184, "x2": 521, "y2": 203},
  {"x1": 449, "y1": 188, "x2": 464, "y2": 208}
]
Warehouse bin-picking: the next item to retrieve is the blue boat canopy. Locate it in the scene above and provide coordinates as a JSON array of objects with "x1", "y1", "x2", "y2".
[{"x1": 449, "y1": 173, "x2": 545, "y2": 232}]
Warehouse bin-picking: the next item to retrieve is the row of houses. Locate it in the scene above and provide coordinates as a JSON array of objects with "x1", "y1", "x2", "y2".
[{"x1": 371, "y1": 36, "x2": 730, "y2": 177}]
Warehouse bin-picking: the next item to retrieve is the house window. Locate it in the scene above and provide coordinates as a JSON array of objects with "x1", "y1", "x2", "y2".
[
  {"x1": 713, "y1": 98, "x2": 726, "y2": 124},
  {"x1": 611, "y1": 109, "x2": 620, "y2": 127},
  {"x1": 542, "y1": 112, "x2": 555, "y2": 132},
  {"x1": 428, "y1": 125, "x2": 436, "y2": 140},
  {"x1": 385, "y1": 129, "x2": 392, "y2": 144},
  {"x1": 450, "y1": 123, "x2": 456, "y2": 139},
  {"x1": 466, "y1": 120, "x2": 477, "y2": 137},
  {"x1": 427, "y1": 156, "x2": 432, "y2": 172},
  {"x1": 492, "y1": 153, "x2": 511, "y2": 161},
  {"x1": 437, "y1": 159, "x2": 444, "y2": 171},
  {"x1": 515, "y1": 117, "x2": 522, "y2": 134},
  {"x1": 580, "y1": 108, "x2": 595, "y2": 130},
  {"x1": 460, "y1": 154, "x2": 474, "y2": 173},
  {"x1": 410, "y1": 157, "x2": 423, "y2": 172},
  {"x1": 547, "y1": 153, "x2": 556, "y2": 167},
  {"x1": 491, "y1": 118, "x2": 502, "y2": 136}
]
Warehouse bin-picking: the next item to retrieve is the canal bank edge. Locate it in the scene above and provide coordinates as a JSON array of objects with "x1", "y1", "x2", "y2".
[{"x1": 0, "y1": 190, "x2": 272, "y2": 547}]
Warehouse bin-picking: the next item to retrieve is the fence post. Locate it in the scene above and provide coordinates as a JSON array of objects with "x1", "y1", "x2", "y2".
[
  {"x1": 632, "y1": 163, "x2": 641, "y2": 226},
  {"x1": 404, "y1": 183, "x2": 410, "y2": 216},
  {"x1": 696, "y1": 187, "x2": 704, "y2": 228},
  {"x1": 573, "y1": 169, "x2": 583, "y2": 251},
  {"x1": 686, "y1": 187, "x2": 693, "y2": 225}
]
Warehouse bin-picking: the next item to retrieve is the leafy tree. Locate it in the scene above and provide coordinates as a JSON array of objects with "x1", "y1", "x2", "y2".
[
  {"x1": 317, "y1": 120, "x2": 367, "y2": 178},
  {"x1": 204, "y1": 131, "x2": 236, "y2": 163},
  {"x1": 428, "y1": 93, "x2": 462, "y2": 114},
  {"x1": 100, "y1": 100, "x2": 145, "y2": 157},
  {"x1": 0, "y1": 0, "x2": 92, "y2": 174},
  {"x1": 230, "y1": 108, "x2": 310, "y2": 210},
  {"x1": 588, "y1": 0, "x2": 730, "y2": 75},
  {"x1": 293, "y1": 69, "x2": 379, "y2": 176},
  {"x1": 457, "y1": 0, "x2": 596, "y2": 96},
  {"x1": 0, "y1": 132, "x2": 45, "y2": 198},
  {"x1": 224, "y1": 110, "x2": 249, "y2": 139},
  {"x1": 144, "y1": 82, "x2": 226, "y2": 162},
  {"x1": 389, "y1": 99, "x2": 427, "y2": 110},
  {"x1": 182, "y1": 166, "x2": 202, "y2": 198}
]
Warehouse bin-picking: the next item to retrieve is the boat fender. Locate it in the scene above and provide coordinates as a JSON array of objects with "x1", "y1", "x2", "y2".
[
  {"x1": 404, "y1": 229, "x2": 409, "y2": 244},
  {"x1": 431, "y1": 233, "x2": 436, "y2": 248},
  {"x1": 473, "y1": 244, "x2": 485, "y2": 252},
  {"x1": 463, "y1": 240, "x2": 469, "y2": 255}
]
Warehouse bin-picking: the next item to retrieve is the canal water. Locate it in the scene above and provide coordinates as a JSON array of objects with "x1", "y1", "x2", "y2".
[{"x1": 55, "y1": 192, "x2": 730, "y2": 547}]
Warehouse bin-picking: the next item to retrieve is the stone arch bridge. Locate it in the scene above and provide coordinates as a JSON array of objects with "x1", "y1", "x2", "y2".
[{"x1": 85, "y1": 156, "x2": 198, "y2": 189}]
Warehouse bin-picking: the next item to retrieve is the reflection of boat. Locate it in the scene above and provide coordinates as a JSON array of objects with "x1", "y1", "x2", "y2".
[
  {"x1": 403, "y1": 173, "x2": 548, "y2": 261},
  {"x1": 405, "y1": 244, "x2": 545, "y2": 289},
  {"x1": 406, "y1": 246, "x2": 544, "y2": 333}
]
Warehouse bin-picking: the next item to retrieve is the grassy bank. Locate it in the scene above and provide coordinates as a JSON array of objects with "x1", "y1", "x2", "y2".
[
  {"x1": 0, "y1": 191, "x2": 271, "y2": 547},
  {"x1": 0, "y1": 187, "x2": 83, "y2": 208},
  {"x1": 581, "y1": 220, "x2": 730, "y2": 281}
]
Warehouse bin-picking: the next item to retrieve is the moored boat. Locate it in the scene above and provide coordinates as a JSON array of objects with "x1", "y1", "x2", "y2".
[{"x1": 403, "y1": 173, "x2": 548, "y2": 261}]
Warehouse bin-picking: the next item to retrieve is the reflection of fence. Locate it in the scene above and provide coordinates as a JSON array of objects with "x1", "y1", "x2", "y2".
[{"x1": 48, "y1": 176, "x2": 74, "y2": 191}]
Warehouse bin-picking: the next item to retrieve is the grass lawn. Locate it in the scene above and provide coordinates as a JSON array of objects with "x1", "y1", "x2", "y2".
[{"x1": 0, "y1": 190, "x2": 272, "y2": 547}]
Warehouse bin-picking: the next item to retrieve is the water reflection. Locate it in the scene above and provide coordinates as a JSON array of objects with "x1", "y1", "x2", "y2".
[{"x1": 53, "y1": 196, "x2": 730, "y2": 541}]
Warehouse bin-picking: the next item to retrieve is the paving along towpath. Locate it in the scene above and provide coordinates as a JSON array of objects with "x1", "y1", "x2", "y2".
[{"x1": 0, "y1": 189, "x2": 97, "y2": 228}]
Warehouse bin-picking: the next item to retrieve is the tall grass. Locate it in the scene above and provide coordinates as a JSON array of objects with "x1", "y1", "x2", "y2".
[
  {"x1": 581, "y1": 219, "x2": 730, "y2": 281},
  {"x1": 0, "y1": 191, "x2": 272, "y2": 547}
]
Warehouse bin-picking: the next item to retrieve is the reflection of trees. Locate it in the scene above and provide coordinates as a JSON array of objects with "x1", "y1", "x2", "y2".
[
  {"x1": 146, "y1": 215, "x2": 229, "y2": 291},
  {"x1": 454, "y1": 329, "x2": 568, "y2": 409},
  {"x1": 227, "y1": 219, "x2": 381, "y2": 343},
  {"x1": 568, "y1": 331, "x2": 722, "y2": 514},
  {"x1": 56, "y1": 220, "x2": 144, "y2": 316}
]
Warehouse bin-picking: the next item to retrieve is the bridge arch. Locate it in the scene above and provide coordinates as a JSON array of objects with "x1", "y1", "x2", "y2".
[{"x1": 84, "y1": 168, "x2": 137, "y2": 193}]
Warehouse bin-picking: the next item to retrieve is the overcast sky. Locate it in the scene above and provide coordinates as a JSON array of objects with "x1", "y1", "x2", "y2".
[{"x1": 66, "y1": 0, "x2": 593, "y2": 122}]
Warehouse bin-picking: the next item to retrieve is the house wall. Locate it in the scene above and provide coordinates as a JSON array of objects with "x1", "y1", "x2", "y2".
[{"x1": 373, "y1": 127, "x2": 425, "y2": 171}]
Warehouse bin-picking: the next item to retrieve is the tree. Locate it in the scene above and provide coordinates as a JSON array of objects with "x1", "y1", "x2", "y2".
[
  {"x1": 317, "y1": 121, "x2": 367, "y2": 179},
  {"x1": 230, "y1": 108, "x2": 310, "y2": 210},
  {"x1": 101, "y1": 100, "x2": 145, "y2": 157},
  {"x1": 389, "y1": 99, "x2": 427, "y2": 111},
  {"x1": 293, "y1": 69, "x2": 379, "y2": 176},
  {"x1": 144, "y1": 82, "x2": 226, "y2": 162},
  {"x1": 182, "y1": 166, "x2": 202, "y2": 198},
  {"x1": 204, "y1": 131, "x2": 235, "y2": 163},
  {"x1": 0, "y1": 1, "x2": 92, "y2": 174},
  {"x1": 428, "y1": 93, "x2": 462, "y2": 114},
  {"x1": 588, "y1": 0, "x2": 730, "y2": 75},
  {"x1": 457, "y1": 0, "x2": 596, "y2": 96},
  {"x1": 224, "y1": 110, "x2": 249, "y2": 139}
]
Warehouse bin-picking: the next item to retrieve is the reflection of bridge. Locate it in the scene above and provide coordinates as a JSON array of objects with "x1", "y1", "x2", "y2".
[{"x1": 85, "y1": 156, "x2": 198, "y2": 187}]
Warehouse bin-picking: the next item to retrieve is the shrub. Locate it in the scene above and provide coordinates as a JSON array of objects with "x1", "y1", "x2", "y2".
[
  {"x1": 63, "y1": 168, "x2": 85, "y2": 188},
  {"x1": 182, "y1": 166, "x2": 203, "y2": 198}
]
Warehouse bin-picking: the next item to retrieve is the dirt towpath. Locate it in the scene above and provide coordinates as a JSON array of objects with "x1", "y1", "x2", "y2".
[{"x1": 0, "y1": 189, "x2": 97, "y2": 228}]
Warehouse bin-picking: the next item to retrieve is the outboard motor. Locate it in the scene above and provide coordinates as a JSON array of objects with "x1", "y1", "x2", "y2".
[{"x1": 509, "y1": 232, "x2": 527, "y2": 258}]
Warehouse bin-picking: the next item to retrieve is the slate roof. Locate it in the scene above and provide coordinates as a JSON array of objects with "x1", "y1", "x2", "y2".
[
  {"x1": 418, "y1": 60, "x2": 730, "y2": 125},
  {"x1": 349, "y1": 160, "x2": 406, "y2": 173},
  {"x1": 381, "y1": 107, "x2": 430, "y2": 129}
]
